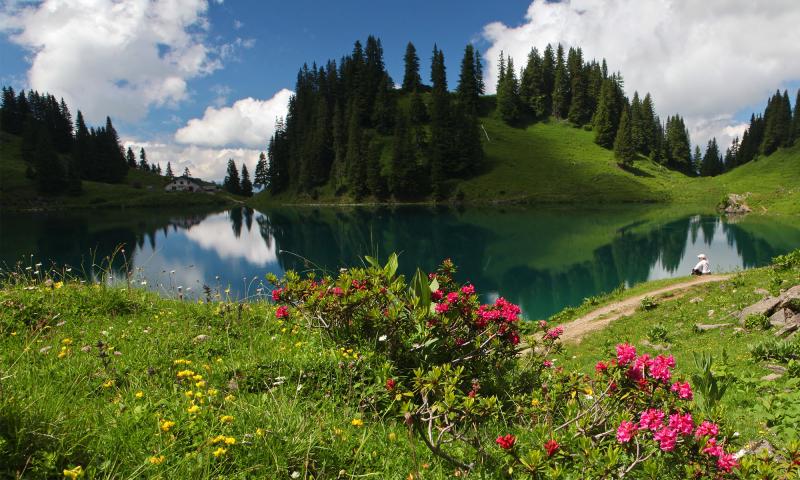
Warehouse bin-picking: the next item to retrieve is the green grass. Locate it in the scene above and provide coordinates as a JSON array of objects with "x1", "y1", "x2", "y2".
[
  {"x1": 0, "y1": 132, "x2": 241, "y2": 211},
  {"x1": 251, "y1": 111, "x2": 800, "y2": 215}
]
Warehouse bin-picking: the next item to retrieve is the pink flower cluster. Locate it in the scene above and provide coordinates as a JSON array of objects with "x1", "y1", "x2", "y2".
[
  {"x1": 694, "y1": 421, "x2": 719, "y2": 438},
  {"x1": 544, "y1": 326, "x2": 564, "y2": 340},
  {"x1": 638, "y1": 409, "x2": 665, "y2": 432},
  {"x1": 616, "y1": 421, "x2": 637, "y2": 443},
  {"x1": 670, "y1": 381, "x2": 693, "y2": 400},
  {"x1": 474, "y1": 297, "x2": 521, "y2": 328},
  {"x1": 653, "y1": 427, "x2": 677, "y2": 451},
  {"x1": 668, "y1": 413, "x2": 694, "y2": 436},
  {"x1": 702, "y1": 438, "x2": 739, "y2": 472},
  {"x1": 275, "y1": 305, "x2": 289, "y2": 319},
  {"x1": 616, "y1": 343, "x2": 637, "y2": 365},
  {"x1": 271, "y1": 287, "x2": 284, "y2": 302}
]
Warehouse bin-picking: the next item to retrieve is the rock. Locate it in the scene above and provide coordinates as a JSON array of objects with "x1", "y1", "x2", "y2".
[
  {"x1": 760, "y1": 373, "x2": 783, "y2": 382},
  {"x1": 765, "y1": 364, "x2": 788, "y2": 375},
  {"x1": 707, "y1": 309, "x2": 715, "y2": 318},
  {"x1": 689, "y1": 297, "x2": 704, "y2": 304},
  {"x1": 769, "y1": 309, "x2": 790, "y2": 327},
  {"x1": 774, "y1": 314, "x2": 800, "y2": 338},
  {"x1": 193, "y1": 334, "x2": 210, "y2": 343},
  {"x1": 719, "y1": 193, "x2": 752, "y2": 214},
  {"x1": 640, "y1": 339, "x2": 669, "y2": 351},
  {"x1": 738, "y1": 296, "x2": 783, "y2": 324},
  {"x1": 754, "y1": 288, "x2": 770, "y2": 296},
  {"x1": 695, "y1": 323, "x2": 731, "y2": 331}
]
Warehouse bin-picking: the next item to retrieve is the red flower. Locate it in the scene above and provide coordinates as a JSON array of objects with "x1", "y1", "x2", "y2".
[
  {"x1": 595, "y1": 361, "x2": 608, "y2": 373},
  {"x1": 431, "y1": 289, "x2": 443, "y2": 301},
  {"x1": 495, "y1": 434, "x2": 516, "y2": 450},
  {"x1": 275, "y1": 305, "x2": 289, "y2": 318},
  {"x1": 271, "y1": 287, "x2": 283, "y2": 302},
  {"x1": 385, "y1": 378, "x2": 396, "y2": 392},
  {"x1": 461, "y1": 284, "x2": 475, "y2": 295},
  {"x1": 331, "y1": 287, "x2": 344, "y2": 297},
  {"x1": 544, "y1": 439, "x2": 559, "y2": 457}
]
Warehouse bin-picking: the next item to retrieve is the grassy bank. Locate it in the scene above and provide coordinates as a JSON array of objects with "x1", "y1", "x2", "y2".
[
  {"x1": 0, "y1": 132, "x2": 240, "y2": 211},
  {"x1": 2, "y1": 251, "x2": 799, "y2": 478}
]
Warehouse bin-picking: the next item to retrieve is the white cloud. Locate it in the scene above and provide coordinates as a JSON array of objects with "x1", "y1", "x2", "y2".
[
  {"x1": 175, "y1": 89, "x2": 293, "y2": 148},
  {"x1": 182, "y1": 212, "x2": 278, "y2": 266},
  {"x1": 122, "y1": 137, "x2": 262, "y2": 182},
  {"x1": 482, "y1": 0, "x2": 800, "y2": 149},
  {"x1": 0, "y1": 0, "x2": 234, "y2": 123}
]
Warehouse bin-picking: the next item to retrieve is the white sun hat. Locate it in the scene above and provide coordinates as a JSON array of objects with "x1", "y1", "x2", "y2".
[{"x1": 697, "y1": 253, "x2": 707, "y2": 259}]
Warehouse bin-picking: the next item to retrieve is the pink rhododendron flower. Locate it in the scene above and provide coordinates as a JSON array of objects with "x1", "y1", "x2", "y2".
[
  {"x1": 495, "y1": 434, "x2": 516, "y2": 450},
  {"x1": 446, "y1": 291, "x2": 459, "y2": 304},
  {"x1": 616, "y1": 421, "x2": 636, "y2": 443},
  {"x1": 545, "y1": 326, "x2": 564, "y2": 340},
  {"x1": 670, "y1": 381, "x2": 693, "y2": 400},
  {"x1": 508, "y1": 331, "x2": 520, "y2": 345},
  {"x1": 544, "y1": 439, "x2": 559, "y2": 457},
  {"x1": 668, "y1": 413, "x2": 694, "y2": 436},
  {"x1": 385, "y1": 378, "x2": 396, "y2": 391},
  {"x1": 616, "y1": 343, "x2": 637, "y2": 365},
  {"x1": 461, "y1": 284, "x2": 475, "y2": 295},
  {"x1": 717, "y1": 453, "x2": 739, "y2": 472},
  {"x1": 275, "y1": 306, "x2": 289, "y2": 319},
  {"x1": 702, "y1": 438, "x2": 723, "y2": 457},
  {"x1": 435, "y1": 302, "x2": 450, "y2": 314},
  {"x1": 331, "y1": 287, "x2": 344, "y2": 297},
  {"x1": 649, "y1": 355, "x2": 673, "y2": 382},
  {"x1": 431, "y1": 289, "x2": 443, "y2": 301},
  {"x1": 543, "y1": 360, "x2": 553, "y2": 368},
  {"x1": 638, "y1": 409, "x2": 665, "y2": 431},
  {"x1": 695, "y1": 421, "x2": 719, "y2": 438},
  {"x1": 653, "y1": 427, "x2": 678, "y2": 451},
  {"x1": 271, "y1": 288, "x2": 283, "y2": 301}
]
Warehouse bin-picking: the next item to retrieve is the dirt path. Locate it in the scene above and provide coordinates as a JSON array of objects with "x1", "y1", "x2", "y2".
[{"x1": 559, "y1": 274, "x2": 732, "y2": 343}]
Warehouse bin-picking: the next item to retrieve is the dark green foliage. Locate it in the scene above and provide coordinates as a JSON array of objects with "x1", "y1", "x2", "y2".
[
  {"x1": 474, "y1": 48, "x2": 485, "y2": 96},
  {"x1": 165, "y1": 162, "x2": 174, "y2": 180},
  {"x1": 240, "y1": 164, "x2": 253, "y2": 197},
  {"x1": 253, "y1": 152, "x2": 268, "y2": 190},
  {"x1": 402, "y1": 42, "x2": 422, "y2": 92},
  {"x1": 693, "y1": 146, "x2": 703, "y2": 175},
  {"x1": 551, "y1": 44, "x2": 570, "y2": 119},
  {"x1": 223, "y1": 159, "x2": 242, "y2": 195},
  {"x1": 793, "y1": 89, "x2": 800, "y2": 143},
  {"x1": 761, "y1": 90, "x2": 793, "y2": 155},
  {"x1": 32, "y1": 128, "x2": 67, "y2": 194},
  {"x1": 700, "y1": 138, "x2": 724, "y2": 177},
  {"x1": 409, "y1": 90, "x2": 428, "y2": 124},
  {"x1": 737, "y1": 113, "x2": 764, "y2": 165},
  {"x1": 138, "y1": 147, "x2": 148, "y2": 171},
  {"x1": 371, "y1": 75, "x2": 396, "y2": 134},
  {"x1": 126, "y1": 147, "x2": 137, "y2": 169},
  {"x1": 640, "y1": 94, "x2": 658, "y2": 156},
  {"x1": 592, "y1": 78, "x2": 618, "y2": 148},
  {"x1": 566, "y1": 47, "x2": 591, "y2": 126},
  {"x1": 267, "y1": 118, "x2": 289, "y2": 194},
  {"x1": 366, "y1": 139, "x2": 387, "y2": 199},
  {"x1": 630, "y1": 92, "x2": 645, "y2": 153},
  {"x1": 520, "y1": 47, "x2": 546, "y2": 118},
  {"x1": 389, "y1": 112, "x2": 418, "y2": 199},
  {"x1": 456, "y1": 44, "x2": 480, "y2": 115},
  {"x1": 496, "y1": 56, "x2": 521, "y2": 124},
  {"x1": 613, "y1": 107, "x2": 635, "y2": 167},
  {"x1": 665, "y1": 115, "x2": 692, "y2": 174}
]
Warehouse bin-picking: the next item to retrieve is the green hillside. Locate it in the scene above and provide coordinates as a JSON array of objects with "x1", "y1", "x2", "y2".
[
  {"x1": 252, "y1": 113, "x2": 800, "y2": 213},
  {"x1": 0, "y1": 132, "x2": 238, "y2": 211}
]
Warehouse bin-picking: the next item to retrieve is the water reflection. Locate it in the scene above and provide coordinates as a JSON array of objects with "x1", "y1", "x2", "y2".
[{"x1": 1, "y1": 206, "x2": 798, "y2": 319}]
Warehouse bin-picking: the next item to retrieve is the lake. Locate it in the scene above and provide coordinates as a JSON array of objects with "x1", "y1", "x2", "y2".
[{"x1": 2, "y1": 206, "x2": 799, "y2": 319}]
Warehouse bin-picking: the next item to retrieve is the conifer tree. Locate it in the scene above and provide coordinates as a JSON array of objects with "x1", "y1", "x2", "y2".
[
  {"x1": 496, "y1": 51, "x2": 506, "y2": 93},
  {"x1": 640, "y1": 93, "x2": 657, "y2": 156},
  {"x1": 0, "y1": 86, "x2": 16, "y2": 133},
  {"x1": 541, "y1": 44, "x2": 556, "y2": 115},
  {"x1": 402, "y1": 42, "x2": 422, "y2": 92},
  {"x1": 761, "y1": 90, "x2": 792, "y2": 155},
  {"x1": 692, "y1": 146, "x2": 703, "y2": 174},
  {"x1": 551, "y1": 44, "x2": 570, "y2": 119},
  {"x1": 73, "y1": 111, "x2": 91, "y2": 179},
  {"x1": 165, "y1": 162, "x2": 174, "y2": 180},
  {"x1": 496, "y1": 57, "x2": 520, "y2": 124},
  {"x1": 793, "y1": 89, "x2": 800, "y2": 143},
  {"x1": 183, "y1": 167, "x2": 191, "y2": 177},
  {"x1": 372, "y1": 74, "x2": 396, "y2": 134},
  {"x1": 613, "y1": 107, "x2": 635, "y2": 167},
  {"x1": 223, "y1": 159, "x2": 241, "y2": 194},
  {"x1": 593, "y1": 78, "x2": 617, "y2": 148},
  {"x1": 366, "y1": 139, "x2": 387, "y2": 199},
  {"x1": 457, "y1": 44, "x2": 480, "y2": 115},
  {"x1": 345, "y1": 105, "x2": 365, "y2": 196},
  {"x1": 474, "y1": 48, "x2": 485, "y2": 96},
  {"x1": 520, "y1": 47, "x2": 546, "y2": 118},
  {"x1": 409, "y1": 90, "x2": 428, "y2": 124},
  {"x1": 701, "y1": 138, "x2": 723, "y2": 177},
  {"x1": 429, "y1": 45, "x2": 450, "y2": 198},
  {"x1": 33, "y1": 128, "x2": 67, "y2": 194},
  {"x1": 566, "y1": 47, "x2": 590, "y2": 125},
  {"x1": 389, "y1": 111, "x2": 417, "y2": 199},
  {"x1": 665, "y1": 115, "x2": 692, "y2": 173},
  {"x1": 155, "y1": 163, "x2": 162, "y2": 175},
  {"x1": 240, "y1": 163, "x2": 253, "y2": 197},
  {"x1": 126, "y1": 147, "x2": 137, "y2": 168},
  {"x1": 139, "y1": 148, "x2": 148, "y2": 170},
  {"x1": 629, "y1": 92, "x2": 645, "y2": 153},
  {"x1": 254, "y1": 152, "x2": 268, "y2": 189}
]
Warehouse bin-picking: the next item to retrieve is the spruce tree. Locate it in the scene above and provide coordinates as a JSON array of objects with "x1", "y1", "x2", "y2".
[
  {"x1": 701, "y1": 138, "x2": 723, "y2": 177},
  {"x1": 429, "y1": 45, "x2": 450, "y2": 198},
  {"x1": 474, "y1": 48, "x2": 485, "y2": 96},
  {"x1": 389, "y1": 111, "x2": 416, "y2": 199},
  {"x1": 372, "y1": 74, "x2": 396, "y2": 134},
  {"x1": 593, "y1": 79, "x2": 617, "y2": 148},
  {"x1": 183, "y1": 167, "x2": 191, "y2": 177},
  {"x1": 402, "y1": 42, "x2": 422, "y2": 92},
  {"x1": 139, "y1": 147, "x2": 149, "y2": 170},
  {"x1": 254, "y1": 152, "x2": 268, "y2": 189},
  {"x1": 126, "y1": 147, "x2": 137, "y2": 168},
  {"x1": 613, "y1": 107, "x2": 635, "y2": 167},
  {"x1": 665, "y1": 115, "x2": 692, "y2": 173},
  {"x1": 457, "y1": 44, "x2": 480, "y2": 115},
  {"x1": 793, "y1": 89, "x2": 800, "y2": 144},
  {"x1": 520, "y1": 47, "x2": 546, "y2": 118},
  {"x1": 345, "y1": 105, "x2": 365, "y2": 196},
  {"x1": 566, "y1": 47, "x2": 590, "y2": 125},
  {"x1": 1, "y1": 86, "x2": 16, "y2": 133},
  {"x1": 641, "y1": 93, "x2": 657, "y2": 156},
  {"x1": 240, "y1": 163, "x2": 253, "y2": 197},
  {"x1": 33, "y1": 128, "x2": 67, "y2": 194},
  {"x1": 629, "y1": 92, "x2": 645, "y2": 153},
  {"x1": 551, "y1": 44, "x2": 570, "y2": 119},
  {"x1": 366, "y1": 139, "x2": 387, "y2": 199},
  {"x1": 496, "y1": 51, "x2": 506, "y2": 93},
  {"x1": 692, "y1": 146, "x2": 703, "y2": 174},
  {"x1": 541, "y1": 44, "x2": 556, "y2": 115},
  {"x1": 497, "y1": 57, "x2": 520, "y2": 124},
  {"x1": 223, "y1": 159, "x2": 241, "y2": 194},
  {"x1": 73, "y1": 111, "x2": 91, "y2": 179},
  {"x1": 409, "y1": 90, "x2": 428, "y2": 124},
  {"x1": 165, "y1": 162, "x2": 174, "y2": 180}
]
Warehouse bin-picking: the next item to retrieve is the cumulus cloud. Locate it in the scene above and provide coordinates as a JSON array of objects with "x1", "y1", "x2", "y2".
[
  {"x1": 0, "y1": 0, "x2": 233, "y2": 123},
  {"x1": 482, "y1": 0, "x2": 800, "y2": 148},
  {"x1": 122, "y1": 137, "x2": 262, "y2": 182},
  {"x1": 175, "y1": 89, "x2": 293, "y2": 148}
]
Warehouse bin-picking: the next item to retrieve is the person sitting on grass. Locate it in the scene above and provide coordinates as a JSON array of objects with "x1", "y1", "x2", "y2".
[{"x1": 691, "y1": 253, "x2": 711, "y2": 276}]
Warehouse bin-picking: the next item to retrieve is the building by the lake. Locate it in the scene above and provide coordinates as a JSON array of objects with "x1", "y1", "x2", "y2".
[{"x1": 164, "y1": 176, "x2": 220, "y2": 193}]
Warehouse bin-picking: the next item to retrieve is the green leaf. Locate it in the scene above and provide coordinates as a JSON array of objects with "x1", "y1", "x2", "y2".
[
  {"x1": 384, "y1": 253, "x2": 398, "y2": 279},
  {"x1": 364, "y1": 255, "x2": 380, "y2": 269}
]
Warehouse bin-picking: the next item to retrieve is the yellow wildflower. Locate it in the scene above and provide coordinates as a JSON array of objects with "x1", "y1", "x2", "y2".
[
  {"x1": 174, "y1": 359, "x2": 192, "y2": 365},
  {"x1": 160, "y1": 420, "x2": 176, "y2": 432},
  {"x1": 58, "y1": 347, "x2": 69, "y2": 359},
  {"x1": 9, "y1": 331, "x2": 16, "y2": 336},
  {"x1": 176, "y1": 369, "x2": 195, "y2": 378},
  {"x1": 294, "y1": 341, "x2": 303, "y2": 347},
  {"x1": 224, "y1": 395, "x2": 235, "y2": 402},
  {"x1": 351, "y1": 418, "x2": 364, "y2": 427},
  {"x1": 224, "y1": 437, "x2": 236, "y2": 445},
  {"x1": 220, "y1": 415, "x2": 234, "y2": 423},
  {"x1": 187, "y1": 405, "x2": 200, "y2": 414},
  {"x1": 207, "y1": 388, "x2": 218, "y2": 396},
  {"x1": 215, "y1": 357, "x2": 223, "y2": 363},
  {"x1": 333, "y1": 428, "x2": 343, "y2": 436},
  {"x1": 195, "y1": 380, "x2": 206, "y2": 388},
  {"x1": 185, "y1": 390, "x2": 194, "y2": 398},
  {"x1": 63, "y1": 465, "x2": 83, "y2": 479},
  {"x1": 61, "y1": 338, "x2": 73, "y2": 345},
  {"x1": 54, "y1": 281, "x2": 64, "y2": 289},
  {"x1": 255, "y1": 428, "x2": 265, "y2": 436},
  {"x1": 135, "y1": 391, "x2": 144, "y2": 399},
  {"x1": 148, "y1": 455, "x2": 165, "y2": 465},
  {"x1": 388, "y1": 432, "x2": 397, "y2": 442},
  {"x1": 192, "y1": 374, "x2": 203, "y2": 382},
  {"x1": 212, "y1": 447, "x2": 227, "y2": 457},
  {"x1": 210, "y1": 435, "x2": 226, "y2": 444},
  {"x1": 102, "y1": 379, "x2": 115, "y2": 388}
]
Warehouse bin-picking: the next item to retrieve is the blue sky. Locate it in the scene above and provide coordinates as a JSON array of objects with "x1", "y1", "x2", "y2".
[{"x1": 1, "y1": 0, "x2": 799, "y2": 180}]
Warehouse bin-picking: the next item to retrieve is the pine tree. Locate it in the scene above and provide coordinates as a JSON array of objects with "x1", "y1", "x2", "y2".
[
  {"x1": 366, "y1": 138, "x2": 387, "y2": 199},
  {"x1": 372, "y1": 74, "x2": 396, "y2": 134},
  {"x1": 496, "y1": 51, "x2": 506, "y2": 93},
  {"x1": 254, "y1": 152, "x2": 268, "y2": 189},
  {"x1": 566, "y1": 47, "x2": 590, "y2": 125},
  {"x1": 629, "y1": 92, "x2": 645, "y2": 153},
  {"x1": 223, "y1": 159, "x2": 241, "y2": 194},
  {"x1": 155, "y1": 163, "x2": 162, "y2": 175},
  {"x1": 73, "y1": 111, "x2": 91, "y2": 179},
  {"x1": 641, "y1": 93, "x2": 657, "y2": 156},
  {"x1": 613, "y1": 107, "x2": 635, "y2": 167},
  {"x1": 402, "y1": 42, "x2": 422, "y2": 92},
  {"x1": 240, "y1": 163, "x2": 253, "y2": 197},
  {"x1": 701, "y1": 138, "x2": 723, "y2": 177},
  {"x1": 126, "y1": 147, "x2": 137, "y2": 168},
  {"x1": 1, "y1": 86, "x2": 16, "y2": 133},
  {"x1": 139, "y1": 147, "x2": 149, "y2": 170},
  {"x1": 429, "y1": 45, "x2": 450, "y2": 198},
  {"x1": 474, "y1": 48, "x2": 485, "y2": 96},
  {"x1": 761, "y1": 90, "x2": 792, "y2": 155},
  {"x1": 33, "y1": 128, "x2": 67, "y2": 194},
  {"x1": 497, "y1": 57, "x2": 520, "y2": 124},
  {"x1": 183, "y1": 167, "x2": 191, "y2": 177},
  {"x1": 793, "y1": 89, "x2": 800, "y2": 144},
  {"x1": 165, "y1": 162, "x2": 174, "y2": 180},
  {"x1": 692, "y1": 146, "x2": 703, "y2": 174},
  {"x1": 541, "y1": 44, "x2": 556, "y2": 115},
  {"x1": 593, "y1": 78, "x2": 617, "y2": 148},
  {"x1": 665, "y1": 115, "x2": 692, "y2": 173},
  {"x1": 457, "y1": 44, "x2": 480, "y2": 115},
  {"x1": 409, "y1": 90, "x2": 428, "y2": 124},
  {"x1": 551, "y1": 44, "x2": 570, "y2": 119},
  {"x1": 520, "y1": 47, "x2": 546, "y2": 118}
]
